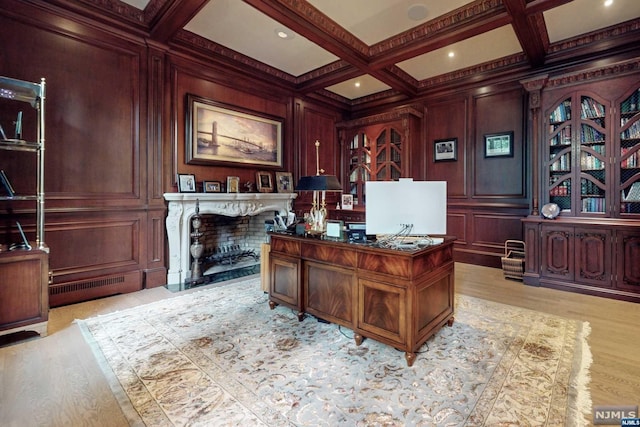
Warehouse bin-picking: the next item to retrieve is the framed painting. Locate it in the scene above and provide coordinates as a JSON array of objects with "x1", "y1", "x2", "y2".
[
  {"x1": 186, "y1": 94, "x2": 283, "y2": 167},
  {"x1": 177, "y1": 174, "x2": 196, "y2": 193},
  {"x1": 275, "y1": 171, "x2": 293, "y2": 193},
  {"x1": 484, "y1": 131, "x2": 514, "y2": 158},
  {"x1": 434, "y1": 138, "x2": 457, "y2": 162}
]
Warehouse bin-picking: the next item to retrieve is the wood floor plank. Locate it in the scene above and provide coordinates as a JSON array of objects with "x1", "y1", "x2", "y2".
[{"x1": 1, "y1": 265, "x2": 639, "y2": 426}]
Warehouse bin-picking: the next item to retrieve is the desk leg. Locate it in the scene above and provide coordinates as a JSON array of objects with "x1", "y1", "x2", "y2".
[
  {"x1": 405, "y1": 352, "x2": 416, "y2": 367},
  {"x1": 354, "y1": 333, "x2": 364, "y2": 346}
]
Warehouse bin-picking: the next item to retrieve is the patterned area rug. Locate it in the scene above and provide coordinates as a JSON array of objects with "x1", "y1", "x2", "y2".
[{"x1": 77, "y1": 278, "x2": 592, "y2": 426}]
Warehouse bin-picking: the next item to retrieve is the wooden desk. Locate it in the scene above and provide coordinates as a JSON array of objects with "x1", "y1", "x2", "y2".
[{"x1": 267, "y1": 233, "x2": 455, "y2": 366}]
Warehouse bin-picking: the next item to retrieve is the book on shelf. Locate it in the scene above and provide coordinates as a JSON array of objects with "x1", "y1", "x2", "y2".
[
  {"x1": 0, "y1": 169, "x2": 15, "y2": 197},
  {"x1": 623, "y1": 182, "x2": 640, "y2": 202}
]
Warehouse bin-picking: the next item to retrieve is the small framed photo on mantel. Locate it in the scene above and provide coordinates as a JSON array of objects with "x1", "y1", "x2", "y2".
[
  {"x1": 256, "y1": 171, "x2": 273, "y2": 193},
  {"x1": 203, "y1": 181, "x2": 222, "y2": 193},
  {"x1": 177, "y1": 174, "x2": 196, "y2": 193}
]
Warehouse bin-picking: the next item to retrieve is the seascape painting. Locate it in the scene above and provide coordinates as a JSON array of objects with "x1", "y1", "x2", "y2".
[{"x1": 186, "y1": 95, "x2": 282, "y2": 167}]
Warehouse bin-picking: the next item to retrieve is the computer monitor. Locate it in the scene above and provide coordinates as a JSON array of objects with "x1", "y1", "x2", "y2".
[{"x1": 365, "y1": 179, "x2": 447, "y2": 236}]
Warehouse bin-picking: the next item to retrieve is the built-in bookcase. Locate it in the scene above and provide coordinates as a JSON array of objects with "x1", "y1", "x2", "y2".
[
  {"x1": 619, "y1": 88, "x2": 640, "y2": 215},
  {"x1": 546, "y1": 93, "x2": 610, "y2": 215}
]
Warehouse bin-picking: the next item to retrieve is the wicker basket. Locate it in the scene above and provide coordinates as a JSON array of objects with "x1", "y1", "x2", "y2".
[{"x1": 501, "y1": 240, "x2": 525, "y2": 281}]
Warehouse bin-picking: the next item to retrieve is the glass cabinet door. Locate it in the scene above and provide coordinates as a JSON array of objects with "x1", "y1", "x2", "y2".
[
  {"x1": 548, "y1": 97, "x2": 572, "y2": 212},
  {"x1": 348, "y1": 132, "x2": 371, "y2": 205},
  {"x1": 619, "y1": 87, "x2": 640, "y2": 215},
  {"x1": 578, "y1": 95, "x2": 607, "y2": 214},
  {"x1": 347, "y1": 125, "x2": 403, "y2": 206}
]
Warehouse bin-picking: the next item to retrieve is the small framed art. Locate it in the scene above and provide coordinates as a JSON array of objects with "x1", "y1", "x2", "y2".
[
  {"x1": 434, "y1": 138, "x2": 457, "y2": 161},
  {"x1": 256, "y1": 171, "x2": 273, "y2": 193},
  {"x1": 227, "y1": 176, "x2": 240, "y2": 193},
  {"x1": 177, "y1": 174, "x2": 196, "y2": 192},
  {"x1": 203, "y1": 181, "x2": 222, "y2": 193},
  {"x1": 341, "y1": 194, "x2": 354, "y2": 210},
  {"x1": 275, "y1": 172, "x2": 293, "y2": 193},
  {"x1": 484, "y1": 131, "x2": 514, "y2": 158}
]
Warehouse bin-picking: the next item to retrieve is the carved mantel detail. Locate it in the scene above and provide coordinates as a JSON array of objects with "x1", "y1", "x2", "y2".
[{"x1": 163, "y1": 193, "x2": 297, "y2": 284}]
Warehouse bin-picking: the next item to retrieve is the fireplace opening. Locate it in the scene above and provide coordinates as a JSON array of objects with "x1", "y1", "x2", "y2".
[{"x1": 167, "y1": 211, "x2": 273, "y2": 292}]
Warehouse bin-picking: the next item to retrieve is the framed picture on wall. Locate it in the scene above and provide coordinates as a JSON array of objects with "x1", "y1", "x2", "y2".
[
  {"x1": 186, "y1": 94, "x2": 283, "y2": 167},
  {"x1": 484, "y1": 131, "x2": 514, "y2": 158},
  {"x1": 177, "y1": 174, "x2": 196, "y2": 192},
  {"x1": 434, "y1": 138, "x2": 457, "y2": 161}
]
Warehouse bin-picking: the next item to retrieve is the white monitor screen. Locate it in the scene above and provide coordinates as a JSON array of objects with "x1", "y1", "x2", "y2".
[{"x1": 365, "y1": 179, "x2": 447, "y2": 236}]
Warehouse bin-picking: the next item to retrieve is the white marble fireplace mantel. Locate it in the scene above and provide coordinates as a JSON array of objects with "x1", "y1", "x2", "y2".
[{"x1": 164, "y1": 192, "x2": 297, "y2": 284}]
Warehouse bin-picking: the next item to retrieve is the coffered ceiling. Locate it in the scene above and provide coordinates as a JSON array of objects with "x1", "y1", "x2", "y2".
[{"x1": 90, "y1": 0, "x2": 640, "y2": 104}]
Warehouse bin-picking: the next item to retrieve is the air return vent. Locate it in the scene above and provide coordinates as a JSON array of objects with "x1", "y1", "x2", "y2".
[{"x1": 49, "y1": 271, "x2": 142, "y2": 307}]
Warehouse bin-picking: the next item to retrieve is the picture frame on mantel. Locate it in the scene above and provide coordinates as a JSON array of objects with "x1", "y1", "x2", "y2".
[
  {"x1": 256, "y1": 171, "x2": 273, "y2": 193},
  {"x1": 275, "y1": 171, "x2": 293, "y2": 193},
  {"x1": 203, "y1": 181, "x2": 222, "y2": 193},
  {"x1": 227, "y1": 176, "x2": 240, "y2": 193},
  {"x1": 185, "y1": 94, "x2": 283, "y2": 168},
  {"x1": 177, "y1": 174, "x2": 196, "y2": 193}
]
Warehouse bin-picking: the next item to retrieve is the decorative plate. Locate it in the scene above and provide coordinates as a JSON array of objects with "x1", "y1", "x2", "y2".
[{"x1": 541, "y1": 203, "x2": 560, "y2": 219}]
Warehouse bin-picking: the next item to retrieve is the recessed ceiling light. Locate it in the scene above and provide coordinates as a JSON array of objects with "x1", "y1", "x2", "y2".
[
  {"x1": 448, "y1": 51, "x2": 455, "y2": 58},
  {"x1": 604, "y1": 0, "x2": 613, "y2": 6},
  {"x1": 274, "y1": 28, "x2": 294, "y2": 39},
  {"x1": 407, "y1": 3, "x2": 428, "y2": 21},
  {"x1": 355, "y1": 82, "x2": 361, "y2": 88}
]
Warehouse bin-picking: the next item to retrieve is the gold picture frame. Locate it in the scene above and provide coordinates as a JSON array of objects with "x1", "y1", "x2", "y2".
[
  {"x1": 256, "y1": 171, "x2": 273, "y2": 193},
  {"x1": 275, "y1": 171, "x2": 293, "y2": 193},
  {"x1": 227, "y1": 176, "x2": 240, "y2": 193},
  {"x1": 186, "y1": 94, "x2": 283, "y2": 167}
]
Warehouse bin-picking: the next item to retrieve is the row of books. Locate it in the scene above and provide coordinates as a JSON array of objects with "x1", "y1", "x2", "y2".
[
  {"x1": 621, "y1": 120, "x2": 640, "y2": 140},
  {"x1": 580, "y1": 97, "x2": 605, "y2": 119},
  {"x1": 549, "y1": 153, "x2": 570, "y2": 171},
  {"x1": 621, "y1": 148, "x2": 638, "y2": 168},
  {"x1": 549, "y1": 126, "x2": 572, "y2": 145},
  {"x1": 550, "y1": 182, "x2": 571, "y2": 196},
  {"x1": 620, "y1": 90, "x2": 640, "y2": 113},
  {"x1": 581, "y1": 152, "x2": 605, "y2": 170},
  {"x1": 582, "y1": 197, "x2": 606, "y2": 213},
  {"x1": 549, "y1": 100, "x2": 572, "y2": 123},
  {"x1": 580, "y1": 124, "x2": 605, "y2": 143}
]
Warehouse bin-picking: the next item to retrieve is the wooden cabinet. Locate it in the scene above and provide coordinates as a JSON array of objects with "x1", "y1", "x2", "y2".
[
  {"x1": 523, "y1": 64, "x2": 640, "y2": 302},
  {"x1": 524, "y1": 217, "x2": 639, "y2": 301},
  {"x1": 0, "y1": 76, "x2": 49, "y2": 337},
  {"x1": 0, "y1": 250, "x2": 49, "y2": 336},
  {"x1": 337, "y1": 107, "x2": 422, "y2": 207},
  {"x1": 267, "y1": 233, "x2": 455, "y2": 366}
]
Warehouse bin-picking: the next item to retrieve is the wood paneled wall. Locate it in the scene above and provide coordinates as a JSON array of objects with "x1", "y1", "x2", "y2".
[
  {"x1": 425, "y1": 85, "x2": 529, "y2": 267},
  {"x1": 1, "y1": 0, "x2": 534, "y2": 305}
]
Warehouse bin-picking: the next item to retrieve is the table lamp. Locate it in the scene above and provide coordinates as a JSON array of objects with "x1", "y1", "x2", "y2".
[{"x1": 295, "y1": 140, "x2": 342, "y2": 233}]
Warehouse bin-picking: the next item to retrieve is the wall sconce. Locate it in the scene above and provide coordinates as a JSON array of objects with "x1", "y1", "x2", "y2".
[{"x1": 295, "y1": 140, "x2": 342, "y2": 234}]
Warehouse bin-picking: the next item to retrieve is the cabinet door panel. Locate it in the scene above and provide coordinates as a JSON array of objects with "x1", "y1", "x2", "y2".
[
  {"x1": 541, "y1": 227, "x2": 574, "y2": 280},
  {"x1": 357, "y1": 278, "x2": 406, "y2": 345},
  {"x1": 269, "y1": 254, "x2": 300, "y2": 309},
  {"x1": 617, "y1": 231, "x2": 640, "y2": 291},
  {"x1": 304, "y1": 261, "x2": 356, "y2": 327},
  {"x1": 575, "y1": 228, "x2": 612, "y2": 287}
]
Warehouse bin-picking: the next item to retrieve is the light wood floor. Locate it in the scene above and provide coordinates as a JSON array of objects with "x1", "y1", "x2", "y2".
[{"x1": 1, "y1": 263, "x2": 638, "y2": 427}]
